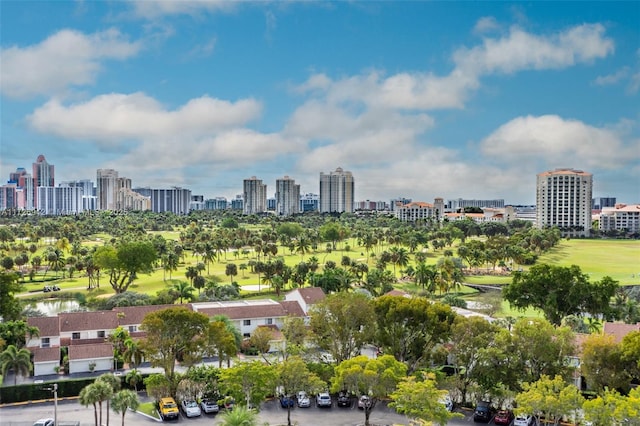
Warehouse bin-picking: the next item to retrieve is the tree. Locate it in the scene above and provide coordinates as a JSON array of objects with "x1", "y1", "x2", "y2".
[
  {"x1": 219, "y1": 361, "x2": 277, "y2": 408},
  {"x1": 373, "y1": 296, "x2": 455, "y2": 372},
  {"x1": 111, "y1": 389, "x2": 139, "y2": 426},
  {"x1": 390, "y1": 375, "x2": 462, "y2": 426},
  {"x1": 0, "y1": 272, "x2": 23, "y2": 321},
  {"x1": 0, "y1": 320, "x2": 39, "y2": 349},
  {"x1": 217, "y1": 405, "x2": 258, "y2": 426},
  {"x1": 276, "y1": 356, "x2": 326, "y2": 426},
  {"x1": 503, "y1": 264, "x2": 618, "y2": 325},
  {"x1": 309, "y1": 292, "x2": 375, "y2": 363},
  {"x1": 79, "y1": 380, "x2": 114, "y2": 426},
  {"x1": 97, "y1": 373, "x2": 121, "y2": 426},
  {"x1": 580, "y1": 333, "x2": 630, "y2": 393},
  {"x1": 583, "y1": 387, "x2": 640, "y2": 426},
  {"x1": 514, "y1": 375, "x2": 585, "y2": 426},
  {"x1": 249, "y1": 326, "x2": 274, "y2": 357},
  {"x1": 0, "y1": 344, "x2": 32, "y2": 385},
  {"x1": 330, "y1": 355, "x2": 407, "y2": 426},
  {"x1": 225, "y1": 263, "x2": 238, "y2": 284},
  {"x1": 281, "y1": 316, "x2": 308, "y2": 357},
  {"x1": 170, "y1": 280, "x2": 195, "y2": 304},
  {"x1": 139, "y1": 307, "x2": 209, "y2": 395},
  {"x1": 93, "y1": 241, "x2": 157, "y2": 294}
]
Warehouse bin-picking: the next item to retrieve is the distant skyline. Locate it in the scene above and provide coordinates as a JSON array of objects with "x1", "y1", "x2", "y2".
[{"x1": 1, "y1": 1, "x2": 638, "y2": 204}]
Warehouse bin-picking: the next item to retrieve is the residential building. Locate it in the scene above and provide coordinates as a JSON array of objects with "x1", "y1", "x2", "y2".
[
  {"x1": 0, "y1": 184, "x2": 17, "y2": 211},
  {"x1": 300, "y1": 193, "x2": 319, "y2": 212},
  {"x1": 355, "y1": 200, "x2": 387, "y2": 211},
  {"x1": 32, "y1": 155, "x2": 54, "y2": 211},
  {"x1": 446, "y1": 198, "x2": 505, "y2": 211},
  {"x1": 275, "y1": 176, "x2": 301, "y2": 216},
  {"x1": 231, "y1": 195, "x2": 244, "y2": 210},
  {"x1": 536, "y1": 168, "x2": 593, "y2": 237},
  {"x1": 146, "y1": 187, "x2": 192, "y2": 215},
  {"x1": 60, "y1": 179, "x2": 96, "y2": 211},
  {"x1": 6, "y1": 167, "x2": 34, "y2": 210},
  {"x1": 205, "y1": 197, "x2": 228, "y2": 210},
  {"x1": 37, "y1": 185, "x2": 85, "y2": 215},
  {"x1": 390, "y1": 197, "x2": 412, "y2": 211},
  {"x1": 243, "y1": 176, "x2": 267, "y2": 215},
  {"x1": 599, "y1": 204, "x2": 640, "y2": 234},
  {"x1": 96, "y1": 169, "x2": 119, "y2": 210},
  {"x1": 395, "y1": 198, "x2": 444, "y2": 223},
  {"x1": 592, "y1": 196, "x2": 617, "y2": 211},
  {"x1": 319, "y1": 167, "x2": 354, "y2": 214},
  {"x1": 190, "y1": 195, "x2": 205, "y2": 211}
]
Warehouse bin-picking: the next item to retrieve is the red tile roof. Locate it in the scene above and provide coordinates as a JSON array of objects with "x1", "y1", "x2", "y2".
[
  {"x1": 114, "y1": 304, "x2": 188, "y2": 326},
  {"x1": 294, "y1": 287, "x2": 325, "y2": 305},
  {"x1": 59, "y1": 311, "x2": 119, "y2": 332},
  {"x1": 603, "y1": 322, "x2": 640, "y2": 344},
  {"x1": 28, "y1": 316, "x2": 60, "y2": 337},
  {"x1": 278, "y1": 301, "x2": 306, "y2": 317},
  {"x1": 68, "y1": 343, "x2": 113, "y2": 360},
  {"x1": 31, "y1": 346, "x2": 60, "y2": 363},
  {"x1": 196, "y1": 302, "x2": 290, "y2": 320}
]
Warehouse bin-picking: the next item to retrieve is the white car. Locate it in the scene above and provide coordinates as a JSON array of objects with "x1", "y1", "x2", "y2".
[
  {"x1": 439, "y1": 394, "x2": 454, "y2": 411},
  {"x1": 200, "y1": 398, "x2": 219, "y2": 414},
  {"x1": 316, "y1": 392, "x2": 332, "y2": 407},
  {"x1": 514, "y1": 415, "x2": 535, "y2": 426},
  {"x1": 33, "y1": 419, "x2": 54, "y2": 426},
  {"x1": 297, "y1": 391, "x2": 311, "y2": 408},
  {"x1": 181, "y1": 400, "x2": 202, "y2": 417}
]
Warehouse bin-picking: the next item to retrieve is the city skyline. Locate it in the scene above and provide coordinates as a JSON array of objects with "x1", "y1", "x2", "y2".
[{"x1": 1, "y1": 2, "x2": 639, "y2": 204}]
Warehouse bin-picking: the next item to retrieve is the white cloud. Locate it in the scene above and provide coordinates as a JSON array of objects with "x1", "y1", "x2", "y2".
[
  {"x1": 129, "y1": 0, "x2": 235, "y2": 19},
  {"x1": 0, "y1": 28, "x2": 141, "y2": 99},
  {"x1": 480, "y1": 115, "x2": 638, "y2": 169},
  {"x1": 454, "y1": 23, "x2": 614, "y2": 75},
  {"x1": 594, "y1": 67, "x2": 630, "y2": 86},
  {"x1": 474, "y1": 16, "x2": 500, "y2": 34},
  {"x1": 28, "y1": 93, "x2": 262, "y2": 143}
]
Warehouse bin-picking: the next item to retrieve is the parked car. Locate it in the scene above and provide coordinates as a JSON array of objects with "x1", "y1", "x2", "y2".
[
  {"x1": 494, "y1": 409, "x2": 515, "y2": 425},
  {"x1": 33, "y1": 419, "x2": 54, "y2": 426},
  {"x1": 159, "y1": 397, "x2": 179, "y2": 421},
  {"x1": 200, "y1": 398, "x2": 219, "y2": 414},
  {"x1": 473, "y1": 401, "x2": 496, "y2": 423},
  {"x1": 316, "y1": 392, "x2": 332, "y2": 408},
  {"x1": 357, "y1": 395, "x2": 372, "y2": 410},
  {"x1": 337, "y1": 390, "x2": 352, "y2": 407},
  {"x1": 280, "y1": 395, "x2": 295, "y2": 408},
  {"x1": 181, "y1": 400, "x2": 202, "y2": 417},
  {"x1": 297, "y1": 391, "x2": 310, "y2": 408},
  {"x1": 514, "y1": 415, "x2": 535, "y2": 426}
]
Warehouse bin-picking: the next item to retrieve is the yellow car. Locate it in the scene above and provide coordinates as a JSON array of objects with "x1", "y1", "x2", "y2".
[{"x1": 159, "y1": 397, "x2": 179, "y2": 420}]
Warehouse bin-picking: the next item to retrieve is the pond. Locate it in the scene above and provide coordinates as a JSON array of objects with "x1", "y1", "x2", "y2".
[{"x1": 31, "y1": 299, "x2": 82, "y2": 315}]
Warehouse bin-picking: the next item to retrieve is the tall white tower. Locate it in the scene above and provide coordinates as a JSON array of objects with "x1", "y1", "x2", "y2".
[
  {"x1": 275, "y1": 176, "x2": 300, "y2": 216},
  {"x1": 243, "y1": 176, "x2": 267, "y2": 215},
  {"x1": 536, "y1": 168, "x2": 593, "y2": 237},
  {"x1": 319, "y1": 167, "x2": 354, "y2": 214}
]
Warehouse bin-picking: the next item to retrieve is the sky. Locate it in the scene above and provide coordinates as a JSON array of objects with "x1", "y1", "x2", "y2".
[{"x1": 1, "y1": 1, "x2": 639, "y2": 205}]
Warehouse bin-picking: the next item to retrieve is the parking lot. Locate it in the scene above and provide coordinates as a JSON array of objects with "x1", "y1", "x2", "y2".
[{"x1": 0, "y1": 396, "x2": 480, "y2": 426}]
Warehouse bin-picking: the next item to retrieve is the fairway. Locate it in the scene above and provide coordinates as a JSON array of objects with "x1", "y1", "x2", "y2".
[{"x1": 535, "y1": 239, "x2": 640, "y2": 285}]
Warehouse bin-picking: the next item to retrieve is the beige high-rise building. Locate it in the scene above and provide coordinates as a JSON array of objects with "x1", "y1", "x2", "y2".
[
  {"x1": 96, "y1": 169, "x2": 118, "y2": 211},
  {"x1": 319, "y1": 167, "x2": 354, "y2": 214},
  {"x1": 275, "y1": 176, "x2": 300, "y2": 216},
  {"x1": 536, "y1": 168, "x2": 593, "y2": 237},
  {"x1": 243, "y1": 176, "x2": 267, "y2": 215}
]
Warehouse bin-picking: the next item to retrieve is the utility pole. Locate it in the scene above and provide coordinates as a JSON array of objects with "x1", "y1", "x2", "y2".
[{"x1": 44, "y1": 384, "x2": 58, "y2": 425}]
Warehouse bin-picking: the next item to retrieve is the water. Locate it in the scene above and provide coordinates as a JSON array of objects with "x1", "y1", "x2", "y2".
[{"x1": 32, "y1": 299, "x2": 81, "y2": 315}]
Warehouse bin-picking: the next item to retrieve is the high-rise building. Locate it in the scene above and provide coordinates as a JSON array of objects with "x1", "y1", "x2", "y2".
[
  {"x1": 32, "y1": 155, "x2": 54, "y2": 210},
  {"x1": 142, "y1": 187, "x2": 192, "y2": 214},
  {"x1": 206, "y1": 197, "x2": 228, "y2": 210},
  {"x1": 536, "y1": 168, "x2": 593, "y2": 237},
  {"x1": 275, "y1": 176, "x2": 300, "y2": 216},
  {"x1": 37, "y1": 186, "x2": 84, "y2": 215},
  {"x1": 319, "y1": 167, "x2": 354, "y2": 214},
  {"x1": 243, "y1": 176, "x2": 267, "y2": 215},
  {"x1": 300, "y1": 193, "x2": 319, "y2": 212},
  {"x1": 592, "y1": 197, "x2": 617, "y2": 211},
  {"x1": 97, "y1": 169, "x2": 119, "y2": 210}
]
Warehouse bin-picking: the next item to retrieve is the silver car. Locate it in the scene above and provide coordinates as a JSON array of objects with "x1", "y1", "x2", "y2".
[
  {"x1": 316, "y1": 392, "x2": 332, "y2": 407},
  {"x1": 297, "y1": 391, "x2": 311, "y2": 408},
  {"x1": 200, "y1": 398, "x2": 219, "y2": 414},
  {"x1": 181, "y1": 400, "x2": 202, "y2": 417}
]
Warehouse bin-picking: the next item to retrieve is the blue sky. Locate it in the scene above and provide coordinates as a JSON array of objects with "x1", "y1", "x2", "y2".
[{"x1": 1, "y1": 1, "x2": 639, "y2": 205}]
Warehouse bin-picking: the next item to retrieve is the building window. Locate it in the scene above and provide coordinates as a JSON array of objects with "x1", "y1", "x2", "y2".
[
  {"x1": 41, "y1": 337, "x2": 50, "y2": 348},
  {"x1": 128, "y1": 325, "x2": 137, "y2": 333},
  {"x1": 97, "y1": 330, "x2": 106, "y2": 338},
  {"x1": 243, "y1": 320, "x2": 251, "y2": 326},
  {"x1": 265, "y1": 318, "x2": 273, "y2": 325},
  {"x1": 243, "y1": 333, "x2": 250, "y2": 338},
  {"x1": 72, "y1": 332, "x2": 80, "y2": 340}
]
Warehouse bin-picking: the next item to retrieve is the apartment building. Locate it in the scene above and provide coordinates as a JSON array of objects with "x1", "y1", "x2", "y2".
[
  {"x1": 243, "y1": 176, "x2": 267, "y2": 215},
  {"x1": 599, "y1": 204, "x2": 640, "y2": 234},
  {"x1": 275, "y1": 176, "x2": 301, "y2": 216},
  {"x1": 319, "y1": 167, "x2": 354, "y2": 214},
  {"x1": 536, "y1": 168, "x2": 592, "y2": 237}
]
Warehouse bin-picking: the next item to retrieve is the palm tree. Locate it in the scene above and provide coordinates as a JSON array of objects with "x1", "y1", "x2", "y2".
[
  {"x1": 225, "y1": 263, "x2": 238, "y2": 284},
  {"x1": 111, "y1": 389, "x2": 139, "y2": 426},
  {"x1": 171, "y1": 281, "x2": 195, "y2": 304},
  {"x1": 217, "y1": 405, "x2": 258, "y2": 426},
  {"x1": 79, "y1": 380, "x2": 113, "y2": 426},
  {"x1": 97, "y1": 373, "x2": 121, "y2": 426},
  {"x1": 0, "y1": 345, "x2": 32, "y2": 385}
]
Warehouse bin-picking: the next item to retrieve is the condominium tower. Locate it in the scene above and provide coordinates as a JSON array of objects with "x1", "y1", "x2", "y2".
[
  {"x1": 275, "y1": 176, "x2": 301, "y2": 216},
  {"x1": 32, "y1": 154, "x2": 54, "y2": 210},
  {"x1": 536, "y1": 168, "x2": 593, "y2": 237},
  {"x1": 96, "y1": 169, "x2": 119, "y2": 210},
  {"x1": 319, "y1": 167, "x2": 354, "y2": 214},
  {"x1": 243, "y1": 176, "x2": 267, "y2": 215}
]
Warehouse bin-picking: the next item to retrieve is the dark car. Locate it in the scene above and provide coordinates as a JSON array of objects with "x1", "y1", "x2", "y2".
[
  {"x1": 473, "y1": 401, "x2": 496, "y2": 423},
  {"x1": 494, "y1": 409, "x2": 515, "y2": 425},
  {"x1": 337, "y1": 391, "x2": 352, "y2": 407},
  {"x1": 280, "y1": 395, "x2": 295, "y2": 408}
]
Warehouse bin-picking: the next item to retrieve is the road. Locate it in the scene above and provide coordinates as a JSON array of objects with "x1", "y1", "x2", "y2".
[{"x1": 0, "y1": 397, "x2": 481, "y2": 426}]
